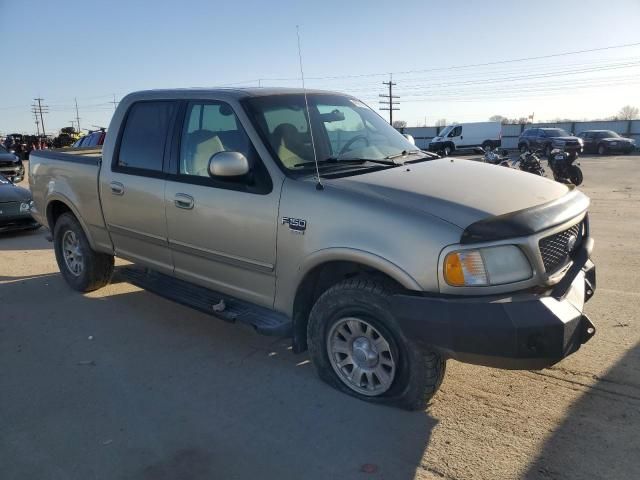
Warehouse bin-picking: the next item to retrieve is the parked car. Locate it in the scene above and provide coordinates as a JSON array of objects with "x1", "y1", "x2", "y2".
[
  {"x1": 29, "y1": 88, "x2": 596, "y2": 410},
  {"x1": 518, "y1": 128, "x2": 583, "y2": 158},
  {"x1": 577, "y1": 130, "x2": 636, "y2": 155},
  {"x1": 0, "y1": 174, "x2": 39, "y2": 233},
  {"x1": 72, "y1": 130, "x2": 106, "y2": 148},
  {"x1": 0, "y1": 144, "x2": 25, "y2": 183},
  {"x1": 429, "y1": 121, "x2": 502, "y2": 156}
]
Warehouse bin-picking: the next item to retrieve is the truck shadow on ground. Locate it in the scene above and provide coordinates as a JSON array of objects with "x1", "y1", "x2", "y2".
[
  {"x1": 1, "y1": 271, "x2": 438, "y2": 480},
  {"x1": 524, "y1": 342, "x2": 640, "y2": 479}
]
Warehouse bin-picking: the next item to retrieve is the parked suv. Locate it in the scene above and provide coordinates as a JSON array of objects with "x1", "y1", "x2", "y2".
[
  {"x1": 518, "y1": 128, "x2": 583, "y2": 158},
  {"x1": 577, "y1": 130, "x2": 636, "y2": 155}
]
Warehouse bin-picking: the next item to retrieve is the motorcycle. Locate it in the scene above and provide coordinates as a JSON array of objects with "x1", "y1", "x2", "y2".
[
  {"x1": 479, "y1": 146, "x2": 511, "y2": 167},
  {"x1": 548, "y1": 148, "x2": 583, "y2": 186},
  {"x1": 513, "y1": 149, "x2": 545, "y2": 176}
]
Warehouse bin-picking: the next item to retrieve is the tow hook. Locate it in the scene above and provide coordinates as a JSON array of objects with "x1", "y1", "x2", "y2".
[{"x1": 580, "y1": 314, "x2": 596, "y2": 343}]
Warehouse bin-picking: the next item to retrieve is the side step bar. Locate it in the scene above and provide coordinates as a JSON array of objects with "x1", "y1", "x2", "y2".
[{"x1": 119, "y1": 267, "x2": 292, "y2": 336}]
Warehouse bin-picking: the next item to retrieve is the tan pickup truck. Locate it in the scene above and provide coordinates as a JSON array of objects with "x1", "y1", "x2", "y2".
[{"x1": 29, "y1": 88, "x2": 596, "y2": 409}]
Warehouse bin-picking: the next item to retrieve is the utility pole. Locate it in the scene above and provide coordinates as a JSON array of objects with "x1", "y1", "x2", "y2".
[
  {"x1": 31, "y1": 107, "x2": 41, "y2": 136},
  {"x1": 111, "y1": 94, "x2": 119, "y2": 111},
  {"x1": 32, "y1": 98, "x2": 49, "y2": 136},
  {"x1": 379, "y1": 74, "x2": 399, "y2": 125},
  {"x1": 75, "y1": 98, "x2": 81, "y2": 133}
]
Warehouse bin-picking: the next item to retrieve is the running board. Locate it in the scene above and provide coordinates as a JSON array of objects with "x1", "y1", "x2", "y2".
[{"x1": 118, "y1": 267, "x2": 292, "y2": 336}]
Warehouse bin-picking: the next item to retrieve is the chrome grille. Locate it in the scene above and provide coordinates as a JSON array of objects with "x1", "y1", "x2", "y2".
[{"x1": 539, "y1": 221, "x2": 584, "y2": 273}]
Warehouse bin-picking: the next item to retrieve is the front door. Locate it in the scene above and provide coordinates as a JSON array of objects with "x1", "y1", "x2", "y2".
[
  {"x1": 164, "y1": 100, "x2": 280, "y2": 307},
  {"x1": 100, "y1": 100, "x2": 177, "y2": 274}
]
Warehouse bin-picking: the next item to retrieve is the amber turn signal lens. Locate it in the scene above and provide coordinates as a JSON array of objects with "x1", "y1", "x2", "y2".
[{"x1": 444, "y1": 252, "x2": 465, "y2": 286}]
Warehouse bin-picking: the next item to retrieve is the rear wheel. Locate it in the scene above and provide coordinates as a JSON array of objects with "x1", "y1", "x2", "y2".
[
  {"x1": 597, "y1": 144, "x2": 607, "y2": 155},
  {"x1": 569, "y1": 165, "x2": 583, "y2": 186},
  {"x1": 482, "y1": 141, "x2": 493, "y2": 151},
  {"x1": 53, "y1": 212, "x2": 114, "y2": 292},
  {"x1": 307, "y1": 277, "x2": 446, "y2": 410}
]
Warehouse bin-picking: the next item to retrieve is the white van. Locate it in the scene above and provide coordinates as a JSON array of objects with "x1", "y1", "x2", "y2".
[{"x1": 428, "y1": 121, "x2": 502, "y2": 156}]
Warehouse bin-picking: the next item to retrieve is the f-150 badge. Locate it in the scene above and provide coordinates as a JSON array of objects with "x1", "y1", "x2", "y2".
[{"x1": 282, "y1": 217, "x2": 307, "y2": 234}]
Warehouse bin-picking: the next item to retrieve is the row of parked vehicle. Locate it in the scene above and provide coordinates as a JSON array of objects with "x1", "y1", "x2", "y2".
[{"x1": 425, "y1": 121, "x2": 636, "y2": 157}]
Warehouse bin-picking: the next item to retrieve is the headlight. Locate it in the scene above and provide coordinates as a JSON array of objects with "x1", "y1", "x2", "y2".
[
  {"x1": 443, "y1": 245, "x2": 532, "y2": 286},
  {"x1": 20, "y1": 202, "x2": 31, "y2": 212}
]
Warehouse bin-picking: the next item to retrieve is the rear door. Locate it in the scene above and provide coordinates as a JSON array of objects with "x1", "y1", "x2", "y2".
[
  {"x1": 100, "y1": 100, "x2": 178, "y2": 274},
  {"x1": 164, "y1": 100, "x2": 280, "y2": 307}
]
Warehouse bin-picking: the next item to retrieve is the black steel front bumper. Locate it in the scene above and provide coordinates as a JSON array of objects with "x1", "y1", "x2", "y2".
[{"x1": 391, "y1": 241, "x2": 596, "y2": 370}]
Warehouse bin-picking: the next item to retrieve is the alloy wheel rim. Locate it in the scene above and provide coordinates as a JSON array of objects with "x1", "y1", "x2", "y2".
[
  {"x1": 62, "y1": 230, "x2": 84, "y2": 276},
  {"x1": 327, "y1": 317, "x2": 396, "y2": 396}
]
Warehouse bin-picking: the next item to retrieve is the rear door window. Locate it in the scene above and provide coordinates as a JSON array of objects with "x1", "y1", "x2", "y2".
[{"x1": 117, "y1": 101, "x2": 177, "y2": 172}]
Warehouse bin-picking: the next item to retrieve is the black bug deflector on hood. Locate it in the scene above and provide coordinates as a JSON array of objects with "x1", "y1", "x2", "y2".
[{"x1": 460, "y1": 189, "x2": 590, "y2": 244}]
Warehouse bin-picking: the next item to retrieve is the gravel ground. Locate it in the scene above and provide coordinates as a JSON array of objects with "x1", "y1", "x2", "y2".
[{"x1": 1, "y1": 155, "x2": 639, "y2": 480}]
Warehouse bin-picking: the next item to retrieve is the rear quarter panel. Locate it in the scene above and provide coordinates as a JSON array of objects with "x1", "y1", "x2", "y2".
[{"x1": 29, "y1": 151, "x2": 113, "y2": 253}]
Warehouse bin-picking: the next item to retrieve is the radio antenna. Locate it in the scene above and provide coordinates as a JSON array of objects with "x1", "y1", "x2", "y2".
[{"x1": 296, "y1": 25, "x2": 323, "y2": 190}]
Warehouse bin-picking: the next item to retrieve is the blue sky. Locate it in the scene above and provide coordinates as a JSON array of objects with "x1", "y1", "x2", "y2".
[{"x1": 2, "y1": 0, "x2": 640, "y2": 134}]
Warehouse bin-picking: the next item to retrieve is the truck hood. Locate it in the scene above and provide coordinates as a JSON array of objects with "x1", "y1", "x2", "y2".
[{"x1": 328, "y1": 158, "x2": 570, "y2": 229}]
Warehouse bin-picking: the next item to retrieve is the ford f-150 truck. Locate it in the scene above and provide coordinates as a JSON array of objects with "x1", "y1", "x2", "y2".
[{"x1": 29, "y1": 88, "x2": 596, "y2": 410}]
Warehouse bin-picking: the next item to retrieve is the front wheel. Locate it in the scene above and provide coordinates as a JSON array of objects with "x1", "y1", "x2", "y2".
[
  {"x1": 443, "y1": 145, "x2": 452, "y2": 156},
  {"x1": 569, "y1": 165, "x2": 583, "y2": 186},
  {"x1": 307, "y1": 277, "x2": 446, "y2": 410},
  {"x1": 53, "y1": 212, "x2": 114, "y2": 292}
]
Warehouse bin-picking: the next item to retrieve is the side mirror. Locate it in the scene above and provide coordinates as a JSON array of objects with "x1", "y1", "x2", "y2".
[
  {"x1": 208, "y1": 151, "x2": 249, "y2": 178},
  {"x1": 403, "y1": 134, "x2": 415, "y2": 145}
]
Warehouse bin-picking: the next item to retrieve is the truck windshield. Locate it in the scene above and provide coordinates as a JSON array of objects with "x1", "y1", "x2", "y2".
[{"x1": 243, "y1": 93, "x2": 420, "y2": 171}]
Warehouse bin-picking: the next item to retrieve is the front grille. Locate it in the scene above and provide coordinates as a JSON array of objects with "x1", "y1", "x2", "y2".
[{"x1": 539, "y1": 220, "x2": 584, "y2": 273}]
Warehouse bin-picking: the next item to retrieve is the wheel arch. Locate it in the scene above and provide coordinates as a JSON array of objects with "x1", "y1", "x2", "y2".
[
  {"x1": 289, "y1": 249, "x2": 421, "y2": 353},
  {"x1": 46, "y1": 195, "x2": 97, "y2": 250}
]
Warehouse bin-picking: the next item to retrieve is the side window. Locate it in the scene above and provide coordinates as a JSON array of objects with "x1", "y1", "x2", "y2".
[
  {"x1": 180, "y1": 102, "x2": 253, "y2": 177},
  {"x1": 86, "y1": 133, "x2": 98, "y2": 147},
  {"x1": 449, "y1": 125, "x2": 462, "y2": 137},
  {"x1": 117, "y1": 101, "x2": 176, "y2": 172}
]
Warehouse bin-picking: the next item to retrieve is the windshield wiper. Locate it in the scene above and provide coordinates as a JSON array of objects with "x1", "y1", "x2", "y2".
[
  {"x1": 383, "y1": 149, "x2": 423, "y2": 161},
  {"x1": 293, "y1": 157, "x2": 397, "y2": 168}
]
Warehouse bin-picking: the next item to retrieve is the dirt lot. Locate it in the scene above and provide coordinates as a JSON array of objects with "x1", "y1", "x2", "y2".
[{"x1": 1, "y1": 155, "x2": 639, "y2": 480}]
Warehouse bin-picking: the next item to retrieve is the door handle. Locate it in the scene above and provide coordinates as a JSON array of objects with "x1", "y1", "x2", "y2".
[
  {"x1": 460, "y1": 135, "x2": 463, "y2": 139},
  {"x1": 174, "y1": 193, "x2": 194, "y2": 210},
  {"x1": 110, "y1": 182, "x2": 124, "y2": 196}
]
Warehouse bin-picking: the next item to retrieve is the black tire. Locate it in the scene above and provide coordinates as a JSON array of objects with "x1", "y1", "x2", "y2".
[
  {"x1": 545, "y1": 144, "x2": 553, "y2": 159},
  {"x1": 443, "y1": 145, "x2": 452, "y2": 156},
  {"x1": 482, "y1": 141, "x2": 493, "y2": 151},
  {"x1": 597, "y1": 143, "x2": 606, "y2": 155},
  {"x1": 518, "y1": 143, "x2": 528, "y2": 154},
  {"x1": 307, "y1": 277, "x2": 446, "y2": 410},
  {"x1": 569, "y1": 165, "x2": 583, "y2": 186},
  {"x1": 53, "y1": 212, "x2": 114, "y2": 292}
]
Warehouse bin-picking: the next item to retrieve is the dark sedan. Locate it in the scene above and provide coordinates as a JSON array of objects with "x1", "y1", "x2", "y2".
[
  {"x1": 577, "y1": 130, "x2": 636, "y2": 155},
  {"x1": 0, "y1": 144, "x2": 25, "y2": 183},
  {"x1": 0, "y1": 174, "x2": 40, "y2": 233}
]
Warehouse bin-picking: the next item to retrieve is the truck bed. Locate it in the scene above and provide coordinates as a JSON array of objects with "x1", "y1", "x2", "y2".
[{"x1": 28, "y1": 147, "x2": 113, "y2": 254}]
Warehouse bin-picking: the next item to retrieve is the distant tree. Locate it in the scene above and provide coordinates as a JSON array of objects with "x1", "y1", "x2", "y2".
[
  {"x1": 392, "y1": 120, "x2": 407, "y2": 129},
  {"x1": 618, "y1": 105, "x2": 639, "y2": 120},
  {"x1": 435, "y1": 118, "x2": 448, "y2": 127},
  {"x1": 60, "y1": 127, "x2": 76, "y2": 135},
  {"x1": 489, "y1": 115, "x2": 507, "y2": 123}
]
